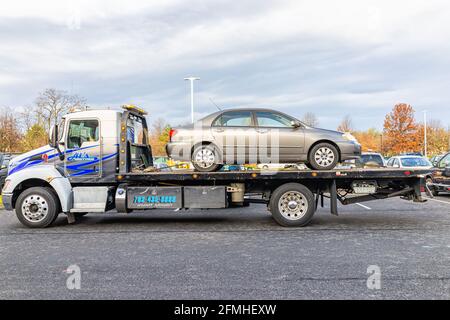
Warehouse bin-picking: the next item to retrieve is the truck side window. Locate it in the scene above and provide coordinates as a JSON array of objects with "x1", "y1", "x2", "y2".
[{"x1": 67, "y1": 119, "x2": 99, "y2": 149}]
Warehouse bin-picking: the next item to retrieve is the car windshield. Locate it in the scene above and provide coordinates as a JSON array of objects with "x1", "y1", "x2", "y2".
[
  {"x1": 401, "y1": 157, "x2": 431, "y2": 167},
  {"x1": 360, "y1": 154, "x2": 384, "y2": 166}
]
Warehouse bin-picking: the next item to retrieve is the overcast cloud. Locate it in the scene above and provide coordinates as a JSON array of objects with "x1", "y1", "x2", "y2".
[{"x1": 1, "y1": 0, "x2": 450, "y2": 129}]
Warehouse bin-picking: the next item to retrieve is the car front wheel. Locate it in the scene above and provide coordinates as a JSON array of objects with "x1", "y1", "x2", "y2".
[
  {"x1": 191, "y1": 144, "x2": 223, "y2": 172},
  {"x1": 308, "y1": 143, "x2": 339, "y2": 170}
]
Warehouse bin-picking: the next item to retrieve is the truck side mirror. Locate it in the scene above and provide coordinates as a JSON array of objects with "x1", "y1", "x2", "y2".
[
  {"x1": 49, "y1": 124, "x2": 65, "y2": 161},
  {"x1": 49, "y1": 124, "x2": 58, "y2": 148}
]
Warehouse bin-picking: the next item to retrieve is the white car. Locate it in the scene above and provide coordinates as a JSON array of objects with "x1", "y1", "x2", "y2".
[
  {"x1": 386, "y1": 155, "x2": 433, "y2": 169},
  {"x1": 257, "y1": 163, "x2": 307, "y2": 170}
]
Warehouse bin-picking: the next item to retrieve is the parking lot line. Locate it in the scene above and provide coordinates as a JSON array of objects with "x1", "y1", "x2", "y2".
[
  {"x1": 426, "y1": 197, "x2": 450, "y2": 205},
  {"x1": 356, "y1": 203, "x2": 372, "y2": 210}
]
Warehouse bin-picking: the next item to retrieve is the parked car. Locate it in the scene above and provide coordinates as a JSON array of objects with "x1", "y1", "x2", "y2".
[
  {"x1": 386, "y1": 155, "x2": 433, "y2": 169},
  {"x1": 356, "y1": 152, "x2": 386, "y2": 168},
  {"x1": 166, "y1": 108, "x2": 361, "y2": 172},
  {"x1": 0, "y1": 157, "x2": 10, "y2": 190},
  {"x1": 257, "y1": 163, "x2": 308, "y2": 170}
]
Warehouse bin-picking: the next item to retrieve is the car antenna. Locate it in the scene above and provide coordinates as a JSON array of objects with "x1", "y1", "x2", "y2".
[{"x1": 209, "y1": 97, "x2": 222, "y2": 111}]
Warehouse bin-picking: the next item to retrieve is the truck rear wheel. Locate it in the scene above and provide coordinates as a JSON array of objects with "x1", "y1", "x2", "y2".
[
  {"x1": 269, "y1": 183, "x2": 315, "y2": 227},
  {"x1": 15, "y1": 187, "x2": 60, "y2": 228}
]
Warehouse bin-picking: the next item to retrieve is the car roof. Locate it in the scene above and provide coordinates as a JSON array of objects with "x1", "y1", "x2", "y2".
[
  {"x1": 394, "y1": 155, "x2": 426, "y2": 159},
  {"x1": 197, "y1": 108, "x2": 297, "y2": 125}
]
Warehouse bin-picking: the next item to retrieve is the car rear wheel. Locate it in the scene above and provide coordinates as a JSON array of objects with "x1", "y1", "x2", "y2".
[
  {"x1": 191, "y1": 144, "x2": 223, "y2": 172},
  {"x1": 308, "y1": 143, "x2": 339, "y2": 170},
  {"x1": 426, "y1": 178, "x2": 439, "y2": 197}
]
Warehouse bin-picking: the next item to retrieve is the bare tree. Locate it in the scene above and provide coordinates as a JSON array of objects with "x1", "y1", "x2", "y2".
[
  {"x1": 35, "y1": 88, "x2": 86, "y2": 130},
  {"x1": 302, "y1": 112, "x2": 319, "y2": 127},
  {"x1": 337, "y1": 115, "x2": 354, "y2": 133}
]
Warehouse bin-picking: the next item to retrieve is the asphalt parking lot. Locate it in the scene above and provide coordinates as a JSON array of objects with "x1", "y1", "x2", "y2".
[{"x1": 1, "y1": 195, "x2": 450, "y2": 299}]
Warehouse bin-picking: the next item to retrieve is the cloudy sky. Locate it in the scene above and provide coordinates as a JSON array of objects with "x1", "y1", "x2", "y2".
[{"x1": 1, "y1": 0, "x2": 450, "y2": 129}]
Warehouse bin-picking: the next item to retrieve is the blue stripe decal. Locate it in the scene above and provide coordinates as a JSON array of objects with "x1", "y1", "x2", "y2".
[{"x1": 9, "y1": 144, "x2": 119, "y2": 175}]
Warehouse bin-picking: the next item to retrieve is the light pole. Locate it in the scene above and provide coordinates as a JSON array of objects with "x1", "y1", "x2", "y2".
[
  {"x1": 184, "y1": 77, "x2": 200, "y2": 123},
  {"x1": 423, "y1": 110, "x2": 428, "y2": 157}
]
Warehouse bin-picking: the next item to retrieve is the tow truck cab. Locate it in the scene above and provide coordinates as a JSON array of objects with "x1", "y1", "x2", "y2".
[{"x1": 2, "y1": 106, "x2": 153, "y2": 218}]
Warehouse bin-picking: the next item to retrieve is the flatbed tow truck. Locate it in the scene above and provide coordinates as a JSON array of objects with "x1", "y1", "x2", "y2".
[{"x1": 1, "y1": 105, "x2": 433, "y2": 228}]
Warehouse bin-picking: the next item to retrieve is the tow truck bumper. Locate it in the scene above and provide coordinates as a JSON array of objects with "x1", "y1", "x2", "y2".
[{"x1": 1, "y1": 193, "x2": 13, "y2": 210}]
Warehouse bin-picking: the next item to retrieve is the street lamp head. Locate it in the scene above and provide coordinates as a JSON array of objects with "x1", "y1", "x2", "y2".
[{"x1": 184, "y1": 77, "x2": 200, "y2": 81}]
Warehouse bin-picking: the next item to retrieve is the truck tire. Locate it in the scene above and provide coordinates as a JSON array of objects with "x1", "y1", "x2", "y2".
[
  {"x1": 308, "y1": 143, "x2": 339, "y2": 170},
  {"x1": 269, "y1": 183, "x2": 315, "y2": 227},
  {"x1": 191, "y1": 144, "x2": 223, "y2": 172},
  {"x1": 15, "y1": 187, "x2": 60, "y2": 228}
]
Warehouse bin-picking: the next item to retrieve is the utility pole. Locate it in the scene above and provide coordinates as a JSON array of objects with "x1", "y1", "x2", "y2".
[
  {"x1": 423, "y1": 110, "x2": 427, "y2": 157},
  {"x1": 184, "y1": 77, "x2": 200, "y2": 123},
  {"x1": 380, "y1": 134, "x2": 383, "y2": 155}
]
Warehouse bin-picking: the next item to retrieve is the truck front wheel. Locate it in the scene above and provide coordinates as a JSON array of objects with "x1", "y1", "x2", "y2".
[
  {"x1": 15, "y1": 187, "x2": 60, "y2": 228},
  {"x1": 269, "y1": 183, "x2": 315, "y2": 227}
]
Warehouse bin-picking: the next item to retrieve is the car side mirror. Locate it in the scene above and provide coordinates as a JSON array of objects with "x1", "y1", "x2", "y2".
[
  {"x1": 291, "y1": 120, "x2": 301, "y2": 128},
  {"x1": 444, "y1": 166, "x2": 450, "y2": 177}
]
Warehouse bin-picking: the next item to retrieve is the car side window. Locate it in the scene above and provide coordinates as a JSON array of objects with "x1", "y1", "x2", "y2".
[
  {"x1": 67, "y1": 119, "x2": 99, "y2": 149},
  {"x1": 393, "y1": 158, "x2": 400, "y2": 167},
  {"x1": 440, "y1": 154, "x2": 450, "y2": 167},
  {"x1": 213, "y1": 111, "x2": 253, "y2": 127},
  {"x1": 255, "y1": 111, "x2": 292, "y2": 127}
]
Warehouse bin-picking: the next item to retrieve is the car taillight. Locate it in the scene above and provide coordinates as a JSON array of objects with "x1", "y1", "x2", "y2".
[{"x1": 169, "y1": 129, "x2": 177, "y2": 141}]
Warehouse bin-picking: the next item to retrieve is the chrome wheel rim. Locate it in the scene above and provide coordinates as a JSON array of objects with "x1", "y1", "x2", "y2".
[
  {"x1": 194, "y1": 148, "x2": 216, "y2": 169},
  {"x1": 278, "y1": 191, "x2": 308, "y2": 220},
  {"x1": 314, "y1": 147, "x2": 335, "y2": 167},
  {"x1": 22, "y1": 195, "x2": 49, "y2": 222}
]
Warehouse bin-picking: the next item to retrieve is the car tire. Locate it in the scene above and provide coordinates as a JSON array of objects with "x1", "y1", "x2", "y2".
[
  {"x1": 308, "y1": 143, "x2": 339, "y2": 170},
  {"x1": 15, "y1": 187, "x2": 60, "y2": 228},
  {"x1": 269, "y1": 183, "x2": 315, "y2": 227},
  {"x1": 191, "y1": 144, "x2": 223, "y2": 172},
  {"x1": 426, "y1": 178, "x2": 439, "y2": 197}
]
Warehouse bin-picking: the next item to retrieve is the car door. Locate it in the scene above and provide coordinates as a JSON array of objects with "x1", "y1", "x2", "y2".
[
  {"x1": 254, "y1": 111, "x2": 305, "y2": 163},
  {"x1": 211, "y1": 111, "x2": 257, "y2": 164},
  {"x1": 64, "y1": 118, "x2": 102, "y2": 180}
]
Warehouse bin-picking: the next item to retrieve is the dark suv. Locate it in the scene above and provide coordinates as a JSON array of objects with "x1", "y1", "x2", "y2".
[{"x1": 0, "y1": 154, "x2": 11, "y2": 191}]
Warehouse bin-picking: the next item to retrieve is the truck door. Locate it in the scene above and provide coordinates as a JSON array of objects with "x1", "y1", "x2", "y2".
[{"x1": 64, "y1": 118, "x2": 102, "y2": 179}]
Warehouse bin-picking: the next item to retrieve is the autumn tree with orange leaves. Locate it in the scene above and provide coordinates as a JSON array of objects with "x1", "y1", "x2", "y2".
[{"x1": 383, "y1": 103, "x2": 421, "y2": 156}]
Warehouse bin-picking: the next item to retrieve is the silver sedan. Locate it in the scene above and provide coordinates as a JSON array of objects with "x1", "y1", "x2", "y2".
[{"x1": 166, "y1": 108, "x2": 361, "y2": 172}]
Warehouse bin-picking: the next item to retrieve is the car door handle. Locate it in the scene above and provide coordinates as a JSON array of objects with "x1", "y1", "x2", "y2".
[
  {"x1": 213, "y1": 128, "x2": 224, "y2": 132},
  {"x1": 256, "y1": 129, "x2": 268, "y2": 133}
]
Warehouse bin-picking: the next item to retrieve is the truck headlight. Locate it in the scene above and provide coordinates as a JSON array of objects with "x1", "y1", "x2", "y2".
[{"x1": 342, "y1": 132, "x2": 358, "y2": 143}]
